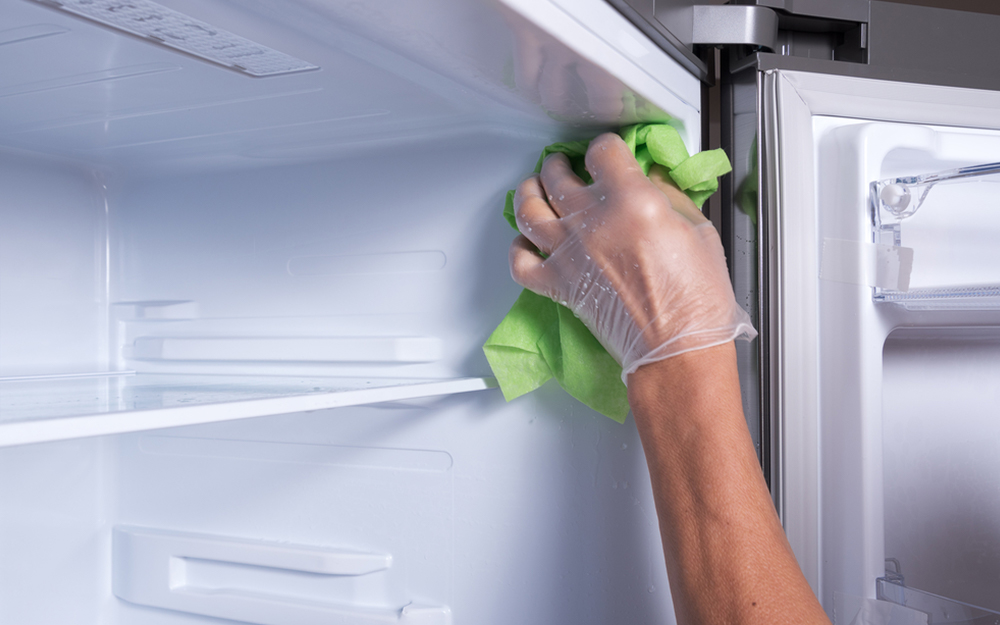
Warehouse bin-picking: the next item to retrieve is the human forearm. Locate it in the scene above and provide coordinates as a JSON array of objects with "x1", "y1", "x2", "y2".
[
  {"x1": 628, "y1": 343, "x2": 830, "y2": 625},
  {"x1": 503, "y1": 133, "x2": 825, "y2": 622}
]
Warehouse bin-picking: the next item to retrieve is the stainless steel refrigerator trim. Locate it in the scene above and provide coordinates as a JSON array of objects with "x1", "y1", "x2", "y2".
[
  {"x1": 746, "y1": 0, "x2": 871, "y2": 23},
  {"x1": 718, "y1": 52, "x2": 764, "y2": 469},
  {"x1": 744, "y1": 2, "x2": 1000, "y2": 93}
]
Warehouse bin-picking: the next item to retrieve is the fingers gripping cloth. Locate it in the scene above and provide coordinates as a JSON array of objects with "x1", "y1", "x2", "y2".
[{"x1": 483, "y1": 124, "x2": 755, "y2": 421}]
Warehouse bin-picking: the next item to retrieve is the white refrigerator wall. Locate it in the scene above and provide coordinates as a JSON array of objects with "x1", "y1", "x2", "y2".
[
  {"x1": 107, "y1": 133, "x2": 544, "y2": 380},
  {"x1": 882, "y1": 330, "x2": 1000, "y2": 613},
  {"x1": 0, "y1": 436, "x2": 112, "y2": 623},
  {"x1": 0, "y1": 151, "x2": 108, "y2": 376},
  {"x1": 1, "y1": 390, "x2": 678, "y2": 624}
]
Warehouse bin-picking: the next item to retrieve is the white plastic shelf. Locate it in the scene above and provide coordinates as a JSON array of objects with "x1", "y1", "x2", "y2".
[{"x1": 0, "y1": 373, "x2": 495, "y2": 448}]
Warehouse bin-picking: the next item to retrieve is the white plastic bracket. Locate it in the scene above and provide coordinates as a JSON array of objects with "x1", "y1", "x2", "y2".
[{"x1": 113, "y1": 526, "x2": 451, "y2": 625}]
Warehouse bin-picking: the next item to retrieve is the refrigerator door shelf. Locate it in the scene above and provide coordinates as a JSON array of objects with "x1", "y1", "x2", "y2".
[
  {"x1": 871, "y1": 163, "x2": 1000, "y2": 309},
  {"x1": 0, "y1": 373, "x2": 494, "y2": 448}
]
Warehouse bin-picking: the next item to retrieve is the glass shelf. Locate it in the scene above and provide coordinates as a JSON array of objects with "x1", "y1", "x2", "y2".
[
  {"x1": 0, "y1": 372, "x2": 495, "y2": 448},
  {"x1": 877, "y1": 576, "x2": 1000, "y2": 625},
  {"x1": 871, "y1": 162, "x2": 1000, "y2": 309}
]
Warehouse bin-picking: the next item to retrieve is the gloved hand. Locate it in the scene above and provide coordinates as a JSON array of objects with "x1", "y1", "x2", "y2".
[{"x1": 508, "y1": 133, "x2": 756, "y2": 381}]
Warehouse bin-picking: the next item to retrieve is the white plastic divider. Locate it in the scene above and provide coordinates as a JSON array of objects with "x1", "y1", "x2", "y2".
[
  {"x1": 0, "y1": 374, "x2": 495, "y2": 448},
  {"x1": 113, "y1": 526, "x2": 450, "y2": 625}
]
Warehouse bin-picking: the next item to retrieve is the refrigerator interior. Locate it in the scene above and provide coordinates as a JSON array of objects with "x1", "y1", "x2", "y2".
[
  {"x1": 873, "y1": 127, "x2": 1000, "y2": 614},
  {"x1": 810, "y1": 111, "x2": 1000, "y2": 613},
  {"x1": 0, "y1": 0, "x2": 705, "y2": 623}
]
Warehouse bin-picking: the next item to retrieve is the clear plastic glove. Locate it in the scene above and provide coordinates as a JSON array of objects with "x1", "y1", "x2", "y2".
[{"x1": 509, "y1": 133, "x2": 756, "y2": 382}]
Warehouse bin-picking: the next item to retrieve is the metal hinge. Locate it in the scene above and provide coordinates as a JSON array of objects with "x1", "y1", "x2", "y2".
[
  {"x1": 607, "y1": 0, "x2": 869, "y2": 83},
  {"x1": 692, "y1": 5, "x2": 779, "y2": 51}
]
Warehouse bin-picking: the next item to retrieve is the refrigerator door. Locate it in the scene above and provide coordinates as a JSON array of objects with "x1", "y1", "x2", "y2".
[{"x1": 759, "y1": 69, "x2": 1000, "y2": 612}]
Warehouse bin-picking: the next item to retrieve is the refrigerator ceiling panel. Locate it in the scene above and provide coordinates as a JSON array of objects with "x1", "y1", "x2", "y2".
[{"x1": 0, "y1": 0, "x2": 701, "y2": 172}]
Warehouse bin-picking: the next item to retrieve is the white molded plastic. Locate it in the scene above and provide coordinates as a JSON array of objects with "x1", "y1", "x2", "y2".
[
  {"x1": 882, "y1": 329, "x2": 1000, "y2": 612},
  {"x1": 502, "y1": 0, "x2": 701, "y2": 148},
  {"x1": 113, "y1": 300, "x2": 200, "y2": 320},
  {"x1": 113, "y1": 526, "x2": 450, "y2": 625},
  {"x1": 129, "y1": 336, "x2": 443, "y2": 363},
  {"x1": 0, "y1": 23, "x2": 68, "y2": 46},
  {"x1": 0, "y1": 0, "x2": 698, "y2": 171}
]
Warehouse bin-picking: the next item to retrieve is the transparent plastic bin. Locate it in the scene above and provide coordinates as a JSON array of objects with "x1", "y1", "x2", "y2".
[
  {"x1": 877, "y1": 574, "x2": 1000, "y2": 625},
  {"x1": 871, "y1": 162, "x2": 1000, "y2": 308}
]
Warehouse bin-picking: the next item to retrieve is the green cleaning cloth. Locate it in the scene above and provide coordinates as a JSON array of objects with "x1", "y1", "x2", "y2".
[
  {"x1": 737, "y1": 135, "x2": 759, "y2": 226},
  {"x1": 484, "y1": 124, "x2": 732, "y2": 422}
]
